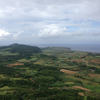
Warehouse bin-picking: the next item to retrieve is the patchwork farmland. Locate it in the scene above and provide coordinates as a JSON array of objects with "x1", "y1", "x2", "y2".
[{"x1": 0, "y1": 44, "x2": 100, "y2": 99}]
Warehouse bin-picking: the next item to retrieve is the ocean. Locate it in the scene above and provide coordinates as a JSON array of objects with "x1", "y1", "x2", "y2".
[{"x1": 34, "y1": 44, "x2": 100, "y2": 53}]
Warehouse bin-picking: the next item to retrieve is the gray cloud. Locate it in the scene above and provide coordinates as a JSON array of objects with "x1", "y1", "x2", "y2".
[{"x1": 0, "y1": 0, "x2": 100, "y2": 44}]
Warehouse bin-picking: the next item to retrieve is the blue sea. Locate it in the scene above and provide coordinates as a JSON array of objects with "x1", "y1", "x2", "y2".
[{"x1": 34, "y1": 44, "x2": 100, "y2": 53}]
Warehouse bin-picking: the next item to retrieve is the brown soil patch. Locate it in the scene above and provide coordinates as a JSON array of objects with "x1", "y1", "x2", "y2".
[
  {"x1": 72, "y1": 86, "x2": 91, "y2": 91},
  {"x1": 60, "y1": 69, "x2": 78, "y2": 74},
  {"x1": 78, "y1": 92, "x2": 84, "y2": 96},
  {"x1": 91, "y1": 59, "x2": 100, "y2": 64},
  {"x1": 29, "y1": 78, "x2": 34, "y2": 82},
  {"x1": 7, "y1": 63, "x2": 24, "y2": 67},
  {"x1": 89, "y1": 74, "x2": 100, "y2": 78}
]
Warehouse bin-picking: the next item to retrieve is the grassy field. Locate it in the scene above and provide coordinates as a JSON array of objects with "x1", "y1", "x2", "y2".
[{"x1": 0, "y1": 51, "x2": 18, "y2": 56}]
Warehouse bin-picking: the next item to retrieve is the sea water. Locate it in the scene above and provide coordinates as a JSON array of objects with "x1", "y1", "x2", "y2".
[{"x1": 34, "y1": 44, "x2": 100, "y2": 53}]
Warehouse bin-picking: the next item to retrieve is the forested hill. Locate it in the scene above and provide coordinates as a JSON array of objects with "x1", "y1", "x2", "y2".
[{"x1": 0, "y1": 43, "x2": 41, "y2": 56}]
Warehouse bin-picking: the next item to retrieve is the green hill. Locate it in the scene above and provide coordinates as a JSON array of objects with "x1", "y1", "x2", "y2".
[
  {"x1": 0, "y1": 43, "x2": 41, "y2": 61},
  {"x1": 0, "y1": 43, "x2": 41, "y2": 54}
]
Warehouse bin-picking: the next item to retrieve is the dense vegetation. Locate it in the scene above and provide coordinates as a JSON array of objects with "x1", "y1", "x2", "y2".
[{"x1": 0, "y1": 44, "x2": 100, "y2": 100}]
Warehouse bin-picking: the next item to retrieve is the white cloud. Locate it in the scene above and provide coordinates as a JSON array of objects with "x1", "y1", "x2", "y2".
[
  {"x1": 39, "y1": 24, "x2": 68, "y2": 38},
  {"x1": 13, "y1": 31, "x2": 24, "y2": 39},
  {"x1": 0, "y1": 29, "x2": 24, "y2": 40},
  {"x1": 0, "y1": 29, "x2": 11, "y2": 39}
]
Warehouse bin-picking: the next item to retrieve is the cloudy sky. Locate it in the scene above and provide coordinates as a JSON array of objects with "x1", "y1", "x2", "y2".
[{"x1": 0, "y1": 0, "x2": 100, "y2": 45}]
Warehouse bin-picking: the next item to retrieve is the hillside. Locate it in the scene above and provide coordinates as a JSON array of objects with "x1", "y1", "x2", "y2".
[
  {"x1": 0, "y1": 43, "x2": 41, "y2": 61},
  {"x1": 0, "y1": 45, "x2": 100, "y2": 99},
  {"x1": 0, "y1": 43, "x2": 41, "y2": 53}
]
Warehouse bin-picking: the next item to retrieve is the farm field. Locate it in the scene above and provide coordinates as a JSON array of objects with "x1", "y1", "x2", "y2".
[{"x1": 0, "y1": 44, "x2": 100, "y2": 99}]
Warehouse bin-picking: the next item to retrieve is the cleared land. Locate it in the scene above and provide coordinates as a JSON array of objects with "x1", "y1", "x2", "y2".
[
  {"x1": 78, "y1": 92, "x2": 84, "y2": 96},
  {"x1": 72, "y1": 86, "x2": 91, "y2": 91},
  {"x1": 89, "y1": 74, "x2": 100, "y2": 78},
  {"x1": 91, "y1": 59, "x2": 100, "y2": 64},
  {"x1": 60, "y1": 69, "x2": 78, "y2": 74},
  {"x1": 7, "y1": 63, "x2": 24, "y2": 67}
]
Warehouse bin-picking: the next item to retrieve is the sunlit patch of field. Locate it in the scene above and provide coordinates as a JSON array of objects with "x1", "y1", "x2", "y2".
[
  {"x1": 95, "y1": 56, "x2": 100, "y2": 58},
  {"x1": 59, "y1": 65, "x2": 76, "y2": 68},
  {"x1": 89, "y1": 74, "x2": 100, "y2": 78},
  {"x1": 72, "y1": 86, "x2": 91, "y2": 91},
  {"x1": 0, "y1": 86, "x2": 10, "y2": 95},
  {"x1": 0, "y1": 51, "x2": 18, "y2": 56},
  {"x1": 60, "y1": 69, "x2": 78, "y2": 75},
  {"x1": 0, "y1": 86, "x2": 10, "y2": 90},
  {"x1": 65, "y1": 75, "x2": 90, "y2": 84},
  {"x1": 18, "y1": 59, "x2": 29, "y2": 62},
  {"x1": 50, "y1": 81, "x2": 66, "y2": 87},
  {"x1": 18, "y1": 58, "x2": 38, "y2": 63},
  {"x1": 0, "y1": 48, "x2": 18, "y2": 56},
  {"x1": 91, "y1": 82, "x2": 99, "y2": 86},
  {"x1": 0, "y1": 74, "x2": 7, "y2": 79},
  {"x1": 10, "y1": 78, "x2": 25, "y2": 80},
  {"x1": 30, "y1": 58, "x2": 38, "y2": 61},
  {"x1": 0, "y1": 86, "x2": 14, "y2": 95},
  {"x1": 73, "y1": 51, "x2": 87, "y2": 55},
  {"x1": 19, "y1": 67, "x2": 29, "y2": 69},
  {"x1": 78, "y1": 92, "x2": 84, "y2": 96},
  {"x1": 25, "y1": 70, "x2": 37, "y2": 75},
  {"x1": 81, "y1": 75, "x2": 93, "y2": 80},
  {"x1": 65, "y1": 82, "x2": 75, "y2": 84},
  {"x1": 34, "y1": 60, "x2": 45, "y2": 65},
  {"x1": 76, "y1": 70, "x2": 88, "y2": 75},
  {"x1": 0, "y1": 91, "x2": 8, "y2": 95},
  {"x1": 7, "y1": 63, "x2": 24, "y2": 67},
  {"x1": 91, "y1": 59, "x2": 100, "y2": 64}
]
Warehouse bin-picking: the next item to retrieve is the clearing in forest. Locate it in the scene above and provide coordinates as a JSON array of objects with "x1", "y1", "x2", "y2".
[
  {"x1": 60, "y1": 69, "x2": 78, "y2": 74},
  {"x1": 72, "y1": 86, "x2": 91, "y2": 91},
  {"x1": 89, "y1": 74, "x2": 100, "y2": 78},
  {"x1": 91, "y1": 59, "x2": 100, "y2": 64},
  {"x1": 7, "y1": 63, "x2": 24, "y2": 67},
  {"x1": 78, "y1": 92, "x2": 84, "y2": 96}
]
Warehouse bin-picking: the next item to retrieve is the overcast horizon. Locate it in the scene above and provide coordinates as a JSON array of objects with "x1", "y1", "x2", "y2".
[{"x1": 0, "y1": 0, "x2": 100, "y2": 45}]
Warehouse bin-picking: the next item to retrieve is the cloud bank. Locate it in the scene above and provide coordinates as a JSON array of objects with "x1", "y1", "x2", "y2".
[{"x1": 0, "y1": 0, "x2": 100, "y2": 44}]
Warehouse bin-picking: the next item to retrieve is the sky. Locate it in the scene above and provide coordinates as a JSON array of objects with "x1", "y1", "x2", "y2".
[{"x1": 0, "y1": 0, "x2": 100, "y2": 45}]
